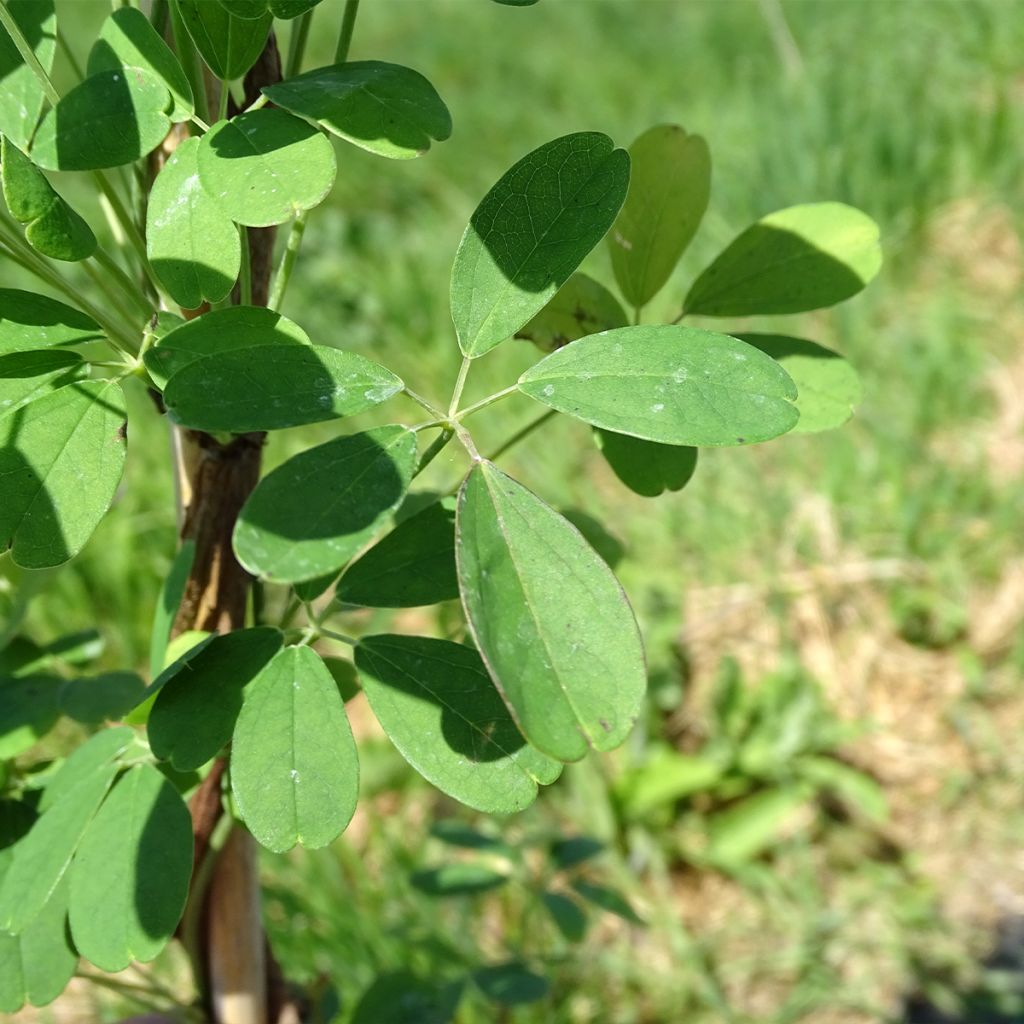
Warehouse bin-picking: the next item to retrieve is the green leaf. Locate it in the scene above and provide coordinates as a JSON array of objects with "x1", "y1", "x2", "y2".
[
  {"x1": 0, "y1": 349, "x2": 87, "y2": 421},
  {"x1": 352, "y1": 972, "x2": 462, "y2": 1024},
  {"x1": 473, "y1": 963, "x2": 549, "y2": 1006},
  {"x1": 515, "y1": 272, "x2": 627, "y2": 352},
  {"x1": 323, "y1": 656, "x2": 360, "y2": 702},
  {"x1": 337, "y1": 498, "x2": 457, "y2": 608},
  {"x1": 1, "y1": 138, "x2": 96, "y2": 261},
  {"x1": 69, "y1": 764, "x2": 192, "y2": 971},
  {"x1": 609, "y1": 124, "x2": 710, "y2": 310},
  {"x1": 0, "y1": 674, "x2": 62, "y2": 758},
  {"x1": 267, "y1": 0, "x2": 322, "y2": 16},
  {"x1": 163, "y1": 344, "x2": 402, "y2": 432},
  {"x1": 355, "y1": 635, "x2": 561, "y2": 813},
  {"x1": 518, "y1": 325, "x2": 798, "y2": 446},
  {"x1": 176, "y1": 0, "x2": 271, "y2": 79},
  {"x1": 410, "y1": 863, "x2": 509, "y2": 897},
  {"x1": 594, "y1": 429, "x2": 697, "y2": 498},
  {"x1": 0, "y1": 874, "x2": 76, "y2": 1013},
  {"x1": 234, "y1": 425, "x2": 417, "y2": 584},
  {"x1": 0, "y1": 749, "x2": 120, "y2": 933},
  {"x1": 0, "y1": 0, "x2": 56, "y2": 150},
  {"x1": 451, "y1": 132, "x2": 630, "y2": 358},
  {"x1": 148, "y1": 627, "x2": 282, "y2": 771},
  {"x1": 571, "y1": 881, "x2": 643, "y2": 924},
  {"x1": 58, "y1": 672, "x2": 146, "y2": 723},
  {"x1": 231, "y1": 646, "x2": 358, "y2": 853},
  {"x1": 550, "y1": 836, "x2": 604, "y2": 869},
  {"x1": 706, "y1": 785, "x2": 811, "y2": 865},
  {"x1": 262, "y1": 61, "x2": 451, "y2": 160},
  {"x1": 429, "y1": 821, "x2": 508, "y2": 853},
  {"x1": 31, "y1": 67, "x2": 172, "y2": 171},
  {"x1": 615, "y1": 748, "x2": 721, "y2": 819},
  {"x1": 197, "y1": 109, "x2": 336, "y2": 227},
  {"x1": 0, "y1": 289, "x2": 102, "y2": 353},
  {"x1": 541, "y1": 891, "x2": 586, "y2": 942},
  {"x1": 88, "y1": 7, "x2": 193, "y2": 122},
  {"x1": 146, "y1": 136, "x2": 240, "y2": 309},
  {"x1": 0, "y1": 380, "x2": 127, "y2": 569},
  {"x1": 39, "y1": 726, "x2": 135, "y2": 812},
  {"x1": 143, "y1": 304, "x2": 309, "y2": 390},
  {"x1": 739, "y1": 334, "x2": 862, "y2": 434},
  {"x1": 684, "y1": 202, "x2": 882, "y2": 316},
  {"x1": 148, "y1": 540, "x2": 195, "y2": 681},
  {"x1": 456, "y1": 461, "x2": 646, "y2": 761},
  {"x1": 217, "y1": 0, "x2": 268, "y2": 18}
]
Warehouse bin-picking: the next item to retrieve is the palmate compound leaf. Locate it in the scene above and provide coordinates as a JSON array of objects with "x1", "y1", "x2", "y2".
[
  {"x1": 451, "y1": 132, "x2": 630, "y2": 358},
  {"x1": 738, "y1": 334, "x2": 863, "y2": 434},
  {"x1": 233, "y1": 425, "x2": 418, "y2": 584},
  {"x1": 146, "y1": 135, "x2": 239, "y2": 309},
  {"x1": 0, "y1": 727, "x2": 132, "y2": 933},
  {"x1": 0, "y1": 349, "x2": 87, "y2": 421},
  {"x1": 197, "y1": 108, "x2": 336, "y2": 228},
  {"x1": 87, "y1": 7, "x2": 193, "y2": 122},
  {"x1": 68, "y1": 764, "x2": 192, "y2": 972},
  {"x1": 176, "y1": 0, "x2": 271, "y2": 80},
  {"x1": 0, "y1": 873, "x2": 76, "y2": 1013},
  {"x1": 518, "y1": 325, "x2": 799, "y2": 447},
  {"x1": 31, "y1": 67, "x2": 172, "y2": 172},
  {"x1": 0, "y1": 380, "x2": 128, "y2": 569},
  {"x1": 163, "y1": 344, "x2": 402, "y2": 433},
  {"x1": 456, "y1": 461, "x2": 646, "y2": 762},
  {"x1": 683, "y1": 202, "x2": 882, "y2": 317},
  {"x1": 355, "y1": 635, "x2": 561, "y2": 813},
  {"x1": 515, "y1": 272, "x2": 627, "y2": 353},
  {"x1": 0, "y1": 290, "x2": 103, "y2": 353},
  {"x1": 262, "y1": 61, "x2": 452, "y2": 160},
  {"x1": 0, "y1": 0, "x2": 56, "y2": 151},
  {"x1": 143, "y1": 304, "x2": 309, "y2": 390},
  {"x1": 1, "y1": 138, "x2": 96, "y2": 261},
  {"x1": 230, "y1": 646, "x2": 358, "y2": 853},
  {"x1": 147, "y1": 627, "x2": 283, "y2": 771},
  {"x1": 336, "y1": 498, "x2": 458, "y2": 608},
  {"x1": 609, "y1": 124, "x2": 711, "y2": 310}
]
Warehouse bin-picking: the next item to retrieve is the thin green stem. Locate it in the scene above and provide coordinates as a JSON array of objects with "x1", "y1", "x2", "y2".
[
  {"x1": 634, "y1": 304, "x2": 643, "y2": 326},
  {"x1": 217, "y1": 78, "x2": 230, "y2": 122},
  {"x1": 485, "y1": 409, "x2": 557, "y2": 462},
  {"x1": 285, "y1": 9, "x2": 313, "y2": 78},
  {"x1": 448, "y1": 355, "x2": 471, "y2": 417},
  {"x1": 456, "y1": 383, "x2": 518, "y2": 420},
  {"x1": 56, "y1": 30, "x2": 84, "y2": 81},
  {"x1": 91, "y1": 246, "x2": 155, "y2": 320},
  {"x1": 149, "y1": 0, "x2": 169, "y2": 34},
  {"x1": 413, "y1": 427, "x2": 454, "y2": 478},
  {"x1": 268, "y1": 210, "x2": 308, "y2": 311},
  {"x1": 0, "y1": 1, "x2": 60, "y2": 103},
  {"x1": 169, "y1": 0, "x2": 210, "y2": 125},
  {"x1": 404, "y1": 386, "x2": 447, "y2": 421},
  {"x1": 334, "y1": 0, "x2": 361, "y2": 63},
  {"x1": 243, "y1": 94, "x2": 268, "y2": 114},
  {"x1": 238, "y1": 225, "x2": 252, "y2": 305},
  {"x1": 79, "y1": 261, "x2": 144, "y2": 338},
  {"x1": 190, "y1": 113, "x2": 211, "y2": 133},
  {"x1": 320, "y1": 627, "x2": 357, "y2": 647},
  {"x1": 91, "y1": 170, "x2": 163, "y2": 298}
]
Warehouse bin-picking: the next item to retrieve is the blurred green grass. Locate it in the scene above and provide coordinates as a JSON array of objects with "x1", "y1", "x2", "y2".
[{"x1": 8, "y1": 2, "x2": 1024, "y2": 1021}]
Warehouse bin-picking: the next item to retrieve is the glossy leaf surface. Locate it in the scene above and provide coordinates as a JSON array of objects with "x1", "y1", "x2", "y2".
[
  {"x1": 355, "y1": 635, "x2": 561, "y2": 813},
  {"x1": 234, "y1": 425, "x2": 417, "y2": 583},
  {"x1": 263, "y1": 60, "x2": 451, "y2": 159},
  {"x1": 337, "y1": 498, "x2": 458, "y2": 608},
  {"x1": 451, "y1": 132, "x2": 630, "y2": 357},
  {"x1": 1, "y1": 139, "x2": 96, "y2": 261},
  {"x1": 609, "y1": 124, "x2": 710, "y2": 309},
  {"x1": 231, "y1": 646, "x2": 358, "y2": 853},
  {"x1": 456, "y1": 461, "x2": 646, "y2": 761},
  {"x1": 163, "y1": 344, "x2": 402, "y2": 432},
  {"x1": 147, "y1": 136, "x2": 240, "y2": 308},
  {"x1": 0, "y1": 380, "x2": 127, "y2": 568},
  {"x1": 31, "y1": 67, "x2": 172, "y2": 171},
  {"x1": 143, "y1": 305, "x2": 309, "y2": 390},
  {"x1": 0, "y1": 349, "x2": 86, "y2": 421},
  {"x1": 0, "y1": 290, "x2": 103, "y2": 353},
  {"x1": 197, "y1": 109, "x2": 336, "y2": 227},
  {"x1": 740, "y1": 334, "x2": 862, "y2": 434},
  {"x1": 148, "y1": 627, "x2": 283, "y2": 771},
  {"x1": 518, "y1": 325, "x2": 798, "y2": 446},
  {"x1": 684, "y1": 202, "x2": 882, "y2": 316},
  {"x1": 0, "y1": 0, "x2": 56, "y2": 150},
  {"x1": 88, "y1": 6, "x2": 193, "y2": 122}
]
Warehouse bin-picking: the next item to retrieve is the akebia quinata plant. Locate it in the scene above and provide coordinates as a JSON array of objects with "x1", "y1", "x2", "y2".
[{"x1": 0, "y1": 0, "x2": 881, "y2": 1019}]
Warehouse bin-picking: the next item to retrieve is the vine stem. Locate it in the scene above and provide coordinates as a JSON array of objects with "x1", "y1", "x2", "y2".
[
  {"x1": 456, "y1": 383, "x2": 518, "y2": 420},
  {"x1": 0, "y1": 1, "x2": 59, "y2": 104},
  {"x1": 485, "y1": 409, "x2": 557, "y2": 462},
  {"x1": 448, "y1": 355, "x2": 471, "y2": 416},
  {"x1": 267, "y1": 210, "x2": 307, "y2": 311},
  {"x1": 334, "y1": 0, "x2": 361, "y2": 63},
  {"x1": 404, "y1": 386, "x2": 447, "y2": 421},
  {"x1": 285, "y1": 9, "x2": 313, "y2": 78},
  {"x1": 413, "y1": 427, "x2": 454, "y2": 478}
]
